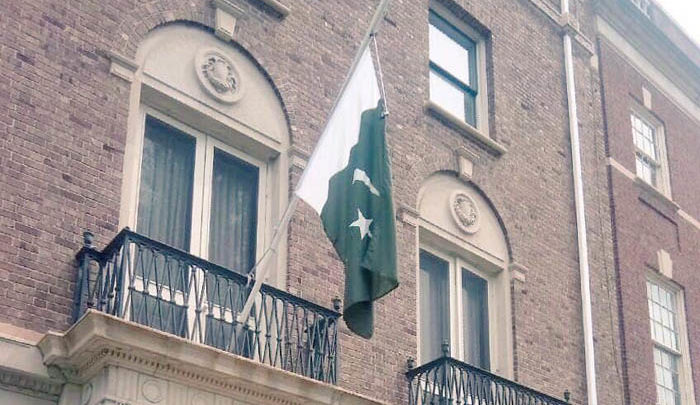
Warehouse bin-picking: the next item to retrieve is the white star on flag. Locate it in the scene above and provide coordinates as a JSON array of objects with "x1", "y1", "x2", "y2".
[{"x1": 349, "y1": 209, "x2": 373, "y2": 240}]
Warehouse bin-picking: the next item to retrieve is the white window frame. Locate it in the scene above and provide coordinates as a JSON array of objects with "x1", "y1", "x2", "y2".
[
  {"x1": 129, "y1": 106, "x2": 269, "y2": 263},
  {"x1": 417, "y1": 243, "x2": 500, "y2": 371},
  {"x1": 646, "y1": 273, "x2": 696, "y2": 405},
  {"x1": 123, "y1": 106, "x2": 268, "y2": 342},
  {"x1": 428, "y1": 2, "x2": 489, "y2": 136},
  {"x1": 630, "y1": 106, "x2": 672, "y2": 198}
]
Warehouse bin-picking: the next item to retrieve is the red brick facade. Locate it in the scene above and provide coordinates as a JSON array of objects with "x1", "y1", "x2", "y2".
[
  {"x1": 597, "y1": 2, "x2": 700, "y2": 403},
  {"x1": 3, "y1": 0, "x2": 694, "y2": 404}
]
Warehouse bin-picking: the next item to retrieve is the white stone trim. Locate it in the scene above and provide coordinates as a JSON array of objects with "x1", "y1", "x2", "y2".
[
  {"x1": 426, "y1": 101, "x2": 507, "y2": 156},
  {"x1": 455, "y1": 147, "x2": 477, "y2": 181},
  {"x1": 678, "y1": 209, "x2": 700, "y2": 231},
  {"x1": 608, "y1": 155, "x2": 677, "y2": 211},
  {"x1": 212, "y1": 0, "x2": 244, "y2": 42},
  {"x1": 597, "y1": 16, "x2": 700, "y2": 124},
  {"x1": 656, "y1": 249, "x2": 672, "y2": 279},
  {"x1": 0, "y1": 336, "x2": 62, "y2": 402},
  {"x1": 108, "y1": 51, "x2": 139, "y2": 83},
  {"x1": 0, "y1": 368, "x2": 62, "y2": 402},
  {"x1": 256, "y1": 0, "x2": 290, "y2": 17},
  {"x1": 642, "y1": 86, "x2": 652, "y2": 109},
  {"x1": 397, "y1": 204, "x2": 420, "y2": 227},
  {"x1": 607, "y1": 156, "x2": 700, "y2": 230},
  {"x1": 38, "y1": 311, "x2": 385, "y2": 405},
  {"x1": 607, "y1": 156, "x2": 636, "y2": 180},
  {"x1": 508, "y1": 262, "x2": 528, "y2": 283},
  {"x1": 288, "y1": 145, "x2": 309, "y2": 171}
]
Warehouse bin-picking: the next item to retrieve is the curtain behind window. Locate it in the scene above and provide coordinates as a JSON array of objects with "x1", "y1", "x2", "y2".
[
  {"x1": 133, "y1": 116, "x2": 196, "y2": 337},
  {"x1": 419, "y1": 250, "x2": 450, "y2": 362},
  {"x1": 137, "y1": 116, "x2": 195, "y2": 250},
  {"x1": 462, "y1": 269, "x2": 489, "y2": 370},
  {"x1": 205, "y1": 149, "x2": 259, "y2": 353},
  {"x1": 208, "y1": 148, "x2": 259, "y2": 274}
]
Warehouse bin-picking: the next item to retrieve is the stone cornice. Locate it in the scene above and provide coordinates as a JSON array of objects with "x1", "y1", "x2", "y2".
[
  {"x1": 38, "y1": 311, "x2": 385, "y2": 405},
  {"x1": 594, "y1": 0, "x2": 700, "y2": 105},
  {"x1": 0, "y1": 367, "x2": 63, "y2": 401}
]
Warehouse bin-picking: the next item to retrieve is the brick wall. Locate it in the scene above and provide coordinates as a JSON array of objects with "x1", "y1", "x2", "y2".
[
  {"x1": 0, "y1": 0, "x2": 626, "y2": 404},
  {"x1": 598, "y1": 38, "x2": 700, "y2": 405}
]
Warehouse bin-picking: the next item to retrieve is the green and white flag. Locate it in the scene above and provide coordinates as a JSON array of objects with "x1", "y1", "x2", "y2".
[{"x1": 296, "y1": 46, "x2": 398, "y2": 338}]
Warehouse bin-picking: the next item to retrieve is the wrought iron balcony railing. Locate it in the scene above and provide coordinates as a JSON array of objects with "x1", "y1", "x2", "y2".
[
  {"x1": 406, "y1": 347, "x2": 570, "y2": 405},
  {"x1": 73, "y1": 228, "x2": 340, "y2": 383}
]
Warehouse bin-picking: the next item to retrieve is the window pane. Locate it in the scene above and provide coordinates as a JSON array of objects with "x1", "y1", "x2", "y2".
[
  {"x1": 208, "y1": 148, "x2": 259, "y2": 274},
  {"x1": 137, "y1": 116, "x2": 196, "y2": 250},
  {"x1": 654, "y1": 347, "x2": 681, "y2": 405},
  {"x1": 647, "y1": 280, "x2": 679, "y2": 351},
  {"x1": 430, "y1": 71, "x2": 466, "y2": 120},
  {"x1": 631, "y1": 114, "x2": 658, "y2": 161},
  {"x1": 462, "y1": 269, "x2": 489, "y2": 370},
  {"x1": 134, "y1": 116, "x2": 196, "y2": 335},
  {"x1": 636, "y1": 155, "x2": 657, "y2": 187},
  {"x1": 419, "y1": 250, "x2": 450, "y2": 362},
  {"x1": 429, "y1": 23, "x2": 471, "y2": 85}
]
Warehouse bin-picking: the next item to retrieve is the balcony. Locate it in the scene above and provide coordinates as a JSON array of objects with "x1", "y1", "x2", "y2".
[
  {"x1": 406, "y1": 346, "x2": 570, "y2": 405},
  {"x1": 72, "y1": 228, "x2": 340, "y2": 384}
]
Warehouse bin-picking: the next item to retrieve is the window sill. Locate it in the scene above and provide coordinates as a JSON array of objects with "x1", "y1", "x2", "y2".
[
  {"x1": 256, "y1": 0, "x2": 290, "y2": 17},
  {"x1": 426, "y1": 101, "x2": 506, "y2": 156},
  {"x1": 634, "y1": 177, "x2": 679, "y2": 219}
]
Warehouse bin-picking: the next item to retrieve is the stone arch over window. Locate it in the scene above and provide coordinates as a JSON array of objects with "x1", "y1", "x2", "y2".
[
  {"x1": 416, "y1": 172, "x2": 513, "y2": 378},
  {"x1": 118, "y1": 22, "x2": 291, "y2": 287}
]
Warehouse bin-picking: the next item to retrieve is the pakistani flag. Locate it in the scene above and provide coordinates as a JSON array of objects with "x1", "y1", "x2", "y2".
[{"x1": 296, "y1": 46, "x2": 398, "y2": 338}]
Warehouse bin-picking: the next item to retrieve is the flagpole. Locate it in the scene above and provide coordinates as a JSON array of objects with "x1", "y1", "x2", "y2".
[{"x1": 235, "y1": 0, "x2": 392, "y2": 326}]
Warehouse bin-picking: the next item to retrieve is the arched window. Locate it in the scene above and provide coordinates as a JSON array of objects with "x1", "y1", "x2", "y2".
[
  {"x1": 119, "y1": 23, "x2": 289, "y2": 281},
  {"x1": 115, "y1": 24, "x2": 290, "y2": 338},
  {"x1": 417, "y1": 173, "x2": 512, "y2": 377}
]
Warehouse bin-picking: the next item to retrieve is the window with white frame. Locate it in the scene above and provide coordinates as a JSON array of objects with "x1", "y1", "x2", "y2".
[
  {"x1": 135, "y1": 111, "x2": 265, "y2": 272},
  {"x1": 631, "y1": 112, "x2": 670, "y2": 195},
  {"x1": 129, "y1": 110, "x2": 267, "y2": 338},
  {"x1": 429, "y1": 10, "x2": 483, "y2": 128},
  {"x1": 646, "y1": 279, "x2": 693, "y2": 405},
  {"x1": 119, "y1": 24, "x2": 290, "y2": 345},
  {"x1": 418, "y1": 247, "x2": 490, "y2": 370}
]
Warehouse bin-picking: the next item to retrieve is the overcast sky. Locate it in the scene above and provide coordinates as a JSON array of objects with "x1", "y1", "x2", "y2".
[{"x1": 656, "y1": 0, "x2": 700, "y2": 46}]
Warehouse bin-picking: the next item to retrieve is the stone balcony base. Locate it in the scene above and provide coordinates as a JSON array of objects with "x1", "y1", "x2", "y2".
[{"x1": 37, "y1": 310, "x2": 384, "y2": 405}]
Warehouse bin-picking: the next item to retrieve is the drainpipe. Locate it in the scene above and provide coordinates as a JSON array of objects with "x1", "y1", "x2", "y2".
[{"x1": 560, "y1": 1, "x2": 598, "y2": 405}]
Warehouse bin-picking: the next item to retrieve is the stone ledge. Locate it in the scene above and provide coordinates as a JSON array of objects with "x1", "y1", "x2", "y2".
[
  {"x1": 634, "y1": 177, "x2": 679, "y2": 220},
  {"x1": 397, "y1": 204, "x2": 419, "y2": 227},
  {"x1": 38, "y1": 310, "x2": 385, "y2": 405},
  {"x1": 257, "y1": 0, "x2": 290, "y2": 17},
  {"x1": 107, "y1": 50, "x2": 139, "y2": 82},
  {"x1": 678, "y1": 209, "x2": 700, "y2": 231},
  {"x1": 426, "y1": 101, "x2": 507, "y2": 156},
  {"x1": 508, "y1": 262, "x2": 529, "y2": 283}
]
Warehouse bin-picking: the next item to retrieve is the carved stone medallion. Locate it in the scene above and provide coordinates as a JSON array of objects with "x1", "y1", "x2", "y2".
[
  {"x1": 142, "y1": 379, "x2": 163, "y2": 403},
  {"x1": 195, "y1": 48, "x2": 243, "y2": 104},
  {"x1": 449, "y1": 191, "x2": 480, "y2": 234}
]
